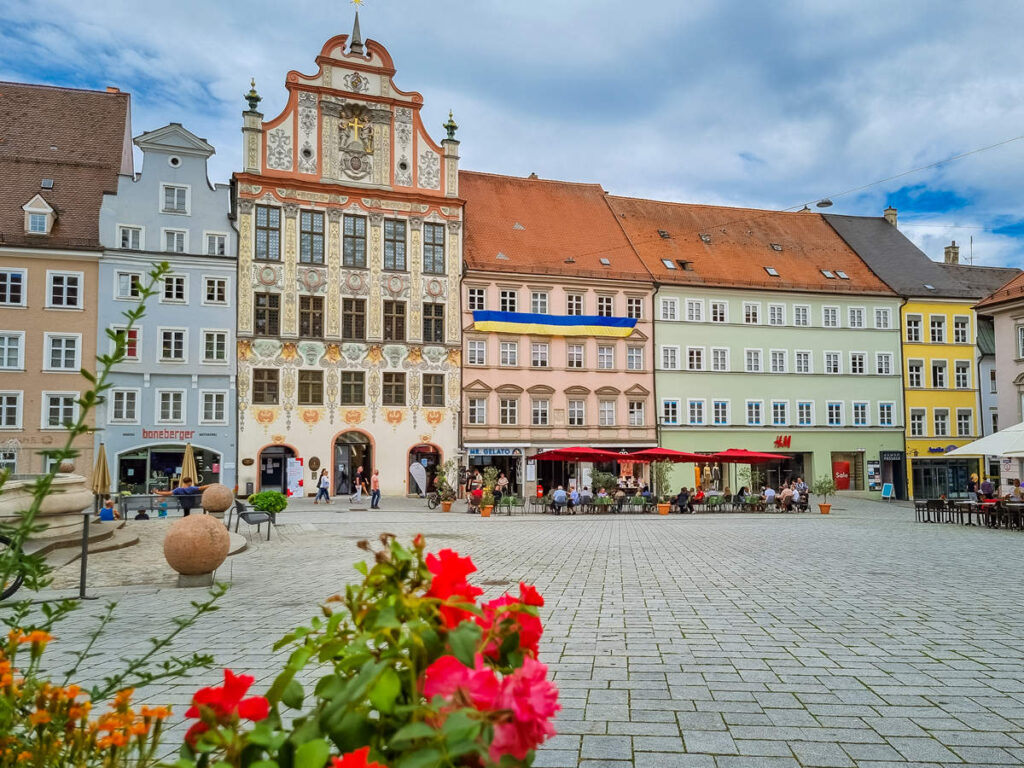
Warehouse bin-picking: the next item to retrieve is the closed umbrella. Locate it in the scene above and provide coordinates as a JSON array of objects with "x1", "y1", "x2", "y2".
[
  {"x1": 91, "y1": 443, "x2": 111, "y2": 513},
  {"x1": 180, "y1": 443, "x2": 199, "y2": 486},
  {"x1": 946, "y1": 422, "x2": 1024, "y2": 457}
]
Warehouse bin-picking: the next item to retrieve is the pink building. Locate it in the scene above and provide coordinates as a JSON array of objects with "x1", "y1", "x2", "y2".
[{"x1": 460, "y1": 172, "x2": 656, "y2": 496}]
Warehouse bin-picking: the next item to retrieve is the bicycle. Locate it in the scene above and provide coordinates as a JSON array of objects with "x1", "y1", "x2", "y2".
[
  {"x1": 426, "y1": 490, "x2": 440, "y2": 510},
  {"x1": 1, "y1": 534, "x2": 25, "y2": 600}
]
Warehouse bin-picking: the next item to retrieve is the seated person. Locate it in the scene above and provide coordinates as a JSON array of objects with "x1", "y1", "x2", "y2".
[
  {"x1": 791, "y1": 487, "x2": 802, "y2": 509},
  {"x1": 614, "y1": 487, "x2": 626, "y2": 512},
  {"x1": 154, "y1": 477, "x2": 208, "y2": 515},
  {"x1": 597, "y1": 487, "x2": 609, "y2": 499},
  {"x1": 469, "y1": 487, "x2": 483, "y2": 512},
  {"x1": 580, "y1": 486, "x2": 594, "y2": 505},
  {"x1": 640, "y1": 484, "x2": 653, "y2": 501},
  {"x1": 552, "y1": 485, "x2": 567, "y2": 514},
  {"x1": 673, "y1": 487, "x2": 690, "y2": 512},
  {"x1": 1013, "y1": 478, "x2": 1024, "y2": 501},
  {"x1": 733, "y1": 486, "x2": 749, "y2": 504},
  {"x1": 779, "y1": 485, "x2": 794, "y2": 509},
  {"x1": 763, "y1": 486, "x2": 777, "y2": 506},
  {"x1": 980, "y1": 477, "x2": 996, "y2": 500},
  {"x1": 569, "y1": 486, "x2": 580, "y2": 513},
  {"x1": 133, "y1": 508, "x2": 150, "y2": 521},
  {"x1": 692, "y1": 488, "x2": 705, "y2": 505},
  {"x1": 98, "y1": 499, "x2": 120, "y2": 521}
]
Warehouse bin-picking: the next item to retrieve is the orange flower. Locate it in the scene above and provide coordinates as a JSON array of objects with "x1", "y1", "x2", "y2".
[
  {"x1": 18, "y1": 630, "x2": 53, "y2": 646},
  {"x1": 113, "y1": 688, "x2": 134, "y2": 707},
  {"x1": 140, "y1": 705, "x2": 171, "y2": 720},
  {"x1": 64, "y1": 684, "x2": 81, "y2": 699},
  {"x1": 130, "y1": 722, "x2": 149, "y2": 736},
  {"x1": 28, "y1": 710, "x2": 51, "y2": 726}
]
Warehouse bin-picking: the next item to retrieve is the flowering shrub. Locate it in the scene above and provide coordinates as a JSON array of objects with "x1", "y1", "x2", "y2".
[{"x1": 179, "y1": 533, "x2": 560, "y2": 768}]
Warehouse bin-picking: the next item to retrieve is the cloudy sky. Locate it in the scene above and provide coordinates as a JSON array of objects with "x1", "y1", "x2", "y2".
[{"x1": 3, "y1": 0, "x2": 1023, "y2": 267}]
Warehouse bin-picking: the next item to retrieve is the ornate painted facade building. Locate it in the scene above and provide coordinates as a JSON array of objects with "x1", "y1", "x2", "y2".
[{"x1": 234, "y1": 18, "x2": 463, "y2": 497}]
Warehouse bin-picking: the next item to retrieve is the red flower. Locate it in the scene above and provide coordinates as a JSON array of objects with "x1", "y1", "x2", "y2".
[
  {"x1": 425, "y1": 549, "x2": 483, "y2": 628},
  {"x1": 412, "y1": 533, "x2": 425, "y2": 550},
  {"x1": 423, "y1": 654, "x2": 499, "y2": 710},
  {"x1": 518, "y1": 582, "x2": 544, "y2": 607},
  {"x1": 489, "y1": 657, "x2": 560, "y2": 761},
  {"x1": 184, "y1": 669, "x2": 269, "y2": 746},
  {"x1": 331, "y1": 747, "x2": 387, "y2": 768},
  {"x1": 476, "y1": 583, "x2": 546, "y2": 659}
]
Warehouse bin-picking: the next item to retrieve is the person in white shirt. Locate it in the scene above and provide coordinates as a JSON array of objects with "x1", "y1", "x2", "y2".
[{"x1": 763, "y1": 486, "x2": 776, "y2": 506}]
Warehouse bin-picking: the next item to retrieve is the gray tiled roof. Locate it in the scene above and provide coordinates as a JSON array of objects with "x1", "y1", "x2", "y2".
[{"x1": 824, "y1": 214, "x2": 1018, "y2": 299}]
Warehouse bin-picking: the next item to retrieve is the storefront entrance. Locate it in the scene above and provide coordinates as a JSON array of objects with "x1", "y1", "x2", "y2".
[
  {"x1": 408, "y1": 444, "x2": 441, "y2": 496},
  {"x1": 116, "y1": 444, "x2": 221, "y2": 493},
  {"x1": 911, "y1": 458, "x2": 979, "y2": 500},
  {"x1": 334, "y1": 431, "x2": 372, "y2": 495},
  {"x1": 467, "y1": 448, "x2": 524, "y2": 497},
  {"x1": 259, "y1": 445, "x2": 295, "y2": 493},
  {"x1": 879, "y1": 451, "x2": 907, "y2": 499}
]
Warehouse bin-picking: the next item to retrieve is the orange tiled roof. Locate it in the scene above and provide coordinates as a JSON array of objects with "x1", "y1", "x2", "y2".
[
  {"x1": 606, "y1": 195, "x2": 895, "y2": 295},
  {"x1": 460, "y1": 171, "x2": 650, "y2": 282},
  {"x1": 976, "y1": 271, "x2": 1024, "y2": 310}
]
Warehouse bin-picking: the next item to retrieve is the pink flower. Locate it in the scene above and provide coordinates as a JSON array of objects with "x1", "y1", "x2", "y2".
[
  {"x1": 489, "y1": 657, "x2": 560, "y2": 762},
  {"x1": 476, "y1": 596, "x2": 543, "y2": 660},
  {"x1": 423, "y1": 654, "x2": 499, "y2": 710},
  {"x1": 425, "y1": 549, "x2": 483, "y2": 628}
]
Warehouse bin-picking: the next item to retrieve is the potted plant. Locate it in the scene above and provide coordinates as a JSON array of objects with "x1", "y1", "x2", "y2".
[
  {"x1": 811, "y1": 474, "x2": 837, "y2": 514},
  {"x1": 652, "y1": 460, "x2": 672, "y2": 515},
  {"x1": 247, "y1": 490, "x2": 288, "y2": 523},
  {"x1": 436, "y1": 458, "x2": 458, "y2": 512},
  {"x1": 480, "y1": 465, "x2": 499, "y2": 517}
]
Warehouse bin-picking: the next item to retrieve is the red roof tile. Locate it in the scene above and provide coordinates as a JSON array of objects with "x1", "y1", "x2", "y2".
[
  {"x1": 460, "y1": 171, "x2": 649, "y2": 282},
  {"x1": 0, "y1": 81, "x2": 131, "y2": 250},
  {"x1": 976, "y1": 271, "x2": 1024, "y2": 310}
]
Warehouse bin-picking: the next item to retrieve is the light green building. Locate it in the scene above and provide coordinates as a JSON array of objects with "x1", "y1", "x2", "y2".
[{"x1": 607, "y1": 197, "x2": 908, "y2": 497}]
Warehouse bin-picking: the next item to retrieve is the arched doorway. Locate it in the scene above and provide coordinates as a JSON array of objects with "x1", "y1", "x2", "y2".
[
  {"x1": 408, "y1": 444, "x2": 442, "y2": 497},
  {"x1": 259, "y1": 445, "x2": 296, "y2": 493},
  {"x1": 334, "y1": 431, "x2": 372, "y2": 495}
]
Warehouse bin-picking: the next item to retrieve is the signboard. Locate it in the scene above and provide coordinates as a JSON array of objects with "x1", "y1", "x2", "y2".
[
  {"x1": 866, "y1": 460, "x2": 880, "y2": 491},
  {"x1": 832, "y1": 461, "x2": 851, "y2": 490},
  {"x1": 525, "y1": 461, "x2": 536, "y2": 481},
  {"x1": 142, "y1": 429, "x2": 195, "y2": 440},
  {"x1": 881, "y1": 483, "x2": 895, "y2": 500},
  {"x1": 286, "y1": 457, "x2": 304, "y2": 497},
  {"x1": 467, "y1": 447, "x2": 523, "y2": 456},
  {"x1": 880, "y1": 451, "x2": 904, "y2": 462},
  {"x1": 773, "y1": 435, "x2": 792, "y2": 448}
]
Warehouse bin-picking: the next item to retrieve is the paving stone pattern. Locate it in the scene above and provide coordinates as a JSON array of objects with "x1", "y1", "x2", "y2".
[{"x1": 29, "y1": 498, "x2": 1024, "y2": 767}]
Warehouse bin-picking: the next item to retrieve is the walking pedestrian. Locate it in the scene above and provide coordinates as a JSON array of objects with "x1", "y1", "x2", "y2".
[
  {"x1": 350, "y1": 466, "x2": 366, "y2": 503},
  {"x1": 314, "y1": 469, "x2": 331, "y2": 504},
  {"x1": 370, "y1": 469, "x2": 381, "y2": 509}
]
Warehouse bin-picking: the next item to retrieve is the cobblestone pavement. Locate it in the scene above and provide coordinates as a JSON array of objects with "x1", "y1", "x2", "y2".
[{"x1": 24, "y1": 496, "x2": 1024, "y2": 767}]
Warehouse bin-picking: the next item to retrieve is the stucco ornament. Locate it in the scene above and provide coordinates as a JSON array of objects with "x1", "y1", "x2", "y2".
[
  {"x1": 164, "y1": 514, "x2": 230, "y2": 577},
  {"x1": 339, "y1": 106, "x2": 374, "y2": 181}
]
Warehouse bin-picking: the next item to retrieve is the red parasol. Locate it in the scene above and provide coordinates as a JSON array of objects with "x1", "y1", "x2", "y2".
[
  {"x1": 533, "y1": 446, "x2": 623, "y2": 462},
  {"x1": 626, "y1": 447, "x2": 707, "y2": 463},
  {"x1": 710, "y1": 448, "x2": 790, "y2": 463}
]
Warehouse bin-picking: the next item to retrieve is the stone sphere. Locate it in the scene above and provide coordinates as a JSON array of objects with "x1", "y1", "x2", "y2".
[
  {"x1": 58, "y1": 460, "x2": 75, "y2": 474},
  {"x1": 201, "y1": 484, "x2": 235, "y2": 513},
  {"x1": 163, "y1": 514, "x2": 230, "y2": 575}
]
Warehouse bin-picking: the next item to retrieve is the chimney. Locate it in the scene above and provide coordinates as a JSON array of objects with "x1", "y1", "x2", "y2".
[
  {"x1": 944, "y1": 240, "x2": 960, "y2": 265},
  {"x1": 105, "y1": 86, "x2": 120, "y2": 93},
  {"x1": 883, "y1": 206, "x2": 898, "y2": 227}
]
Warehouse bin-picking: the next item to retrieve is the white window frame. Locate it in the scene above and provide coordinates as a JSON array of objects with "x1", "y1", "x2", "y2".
[
  {"x1": 852, "y1": 401, "x2": 869, "y2": 426},
  {"x1": 0, "y1": 331, "x2": 25, "y2": 370},
  {"x1": 596, "y1": 295, "x2": 614, "y2": 317},
  {"x1": 660, "y1": 345, "x2": 680, "y2": 370},
  {"x1": 745, "y1": 399, "x2": 763, "y2": 426},
  {"x1": 626, "y1": 296, "x2": 643, "y2": 320},
  {"x1": 40, "y1": 391, "x2": 79, "y2": 430},
  {"x1": 743, "y1": 302, "x2": 761, "y2": 325},
  {"x1": 155, "y1": 388, "x2": 187, "y2": 425},
  {"x1": 907, "y1": 358, "x2": 924, "y2": 388},
  {"x1": 202, "y1": 276, "x2": 230, "y2": 306},
  {"x1": 530, "y1": 291, "x2": 549, "y2": 315},
  {"x1": 28, "y1": 212, "x2": 47, "y2": 234},
  {"x1": 467, "y1": 287, "x2": 486, "y2": 312},
  {"x1": 202, "y1": 329, "x2": 230, "y2": 364},
  {"x1": 744, "y1": 348, "x2": 762, "y2": 373},
  {"x1": 660, "y1": 297, "x2": 679, "y2": 321},
  {"x1": 203, "y1": 231, "x2": 229, "y2": 257},
  {"x1": 953, "y1": 315, "x2": 970, "y2": 344},
  {"x1": 46, "y1": 270, "x2": 84, "y2": 309},
  {"x1": 849, "y1": 351, "x2": 867, "y2": 375},
  {"x1": 467, "y1": 340, "x2": 487, "y2": 366},
  {"x1": 597, "y1": 345, "x2": 614, "y2": 370},
  {"x1": 711, "y1": 346, "x2": 729, "y2": 372},
  {"x1": 797, "y1": 401, "x2": 814, "y2": 426},
  {"x1": 769, "y1": 349, "x2": 787, "y2": 374},
  {"x1": 771, "y1": 400, "x2": 789, "y2": 427},
  {"x1": 160, "y1": 183, "x2": 191, "y2": 215},
  {"x1": 499, "y1": 341, "x2": 518, "y2": 367},
  {"x1": 499, "y1": 289, "x2": 518, "y2": 313},
  {"x1": 686, "y1": 346, "x2": 705, "y2": 371},
  {"x1": 956, "y1": 408, "x2": 972, "y2": 437},
  {"x1": 910, "y1": 409, "x2": 926, "y2": 437},
  {"x1": 793, "y1": 305, "x2": 810, "y2": 327},
  {"x1": 567, "y1": 343, "x2": 584, "y2": 369},
  {"x1": 499, "y1": 397, "x2": 519, "y2": 426},
  {"x1": 108, "y1": 388, "x2": 140, "y2": 425},
  {"x1": 566, "y1": 293, "x2": 584, "y2": 316},
  {"x1": 161, "y1": 228, "x2": 188, "y2": 254},
  {"x1": 875, "y1": 352, "x2": 893, "y2": 376},
  {"x1": 685, "y1": 298, "x2": 705, "y2": 322},
  {"x1": 467, "y1": 397, "x2": 486, "y2": 425},
  {"x1": 568, "y1": 399, "x2": 585, "y2": 426},
  {"x1": 878, "y1": 401, "x2": 895, "y2": 427},
  {"x1": 906, "y1": 314, "x2": 922, "y2": 343},
  {"x1": 0, "y1": 269, "x2": 28, "y2": 307},
  {"x1": 200, "y1": 390, "x2": 229, "y2": 425},
  {"x1": 934, "y1": 408, "x2": 950, "y2": 437},
  {"x1": 0, "y1": 391, "x2": 24, "y2": 429},
  {"x1": 848, "y1": 306, "x2": 866, "y2": 329},
  {"x1": 110, "y1": 325, "x2": 142, "y2": 362},
  {"x1": 661, "y1": 399, "x2": 680, "y2": 426},
  {"x1": 874, "y1": 307, "x2": 892, "y2": 330},
  {"x1": 116, "y1": 223, "x2": 144, "y2": 250},
  {"x1": 954, "y1": 359, "x2": 971, "y2": 389},
  {"x1": 628, "y1": 400, "x2": 645, "y2": 427},
  {"x1": 598, "y1": 400, "x2": 616, "y2": 427},
  {"x1": 158, "y1": 327, "x2": 188, "y2": 363},
  {"x1": 687, "y1": 398, "x2": 706, "y2": 426},
  {"x1": 530, "y1": 342, "x2": 550, "y2": 368},
  {"x1": 161, "y1": 273, "x2": 188, "y2": 303},
  {"x1": 43, "y1": 332, "x2": 82, "y2": 372},
  {"x1": 626, "y1": 346, "x2": 644, "y2": 371},
  {"x1": 710, "y1": 301, "x2": 728, "y2": 323},
  {"x1": 931, "y1": 359, "x2": 947, "y2": 389},
  {"x1": 712, "y1": 399, "x2": 730, "y2": 425},
  {"x1": 929, "y1": 314, "x2": 946, "y2": 344},
  {"x1": 822, "y1": 305, "x2": 839, "y2": 328},
  {"x1": 794, "y1": 350, "x2": 812, "y2": 374},
  {"x1": 826, "y1": 400, "x2": 844, "y2": 427},
  {"x1": 114, "y1": 270, "x2": 144, "y2": 300},
  {"x1": 824, "y1": 351, "x2": 841, "y2": 375},
  {"x1": 768, "y1": 303, "x2": 785, "y2": 326}
]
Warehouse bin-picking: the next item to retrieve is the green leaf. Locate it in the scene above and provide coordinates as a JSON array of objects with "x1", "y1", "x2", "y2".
[
  {"x1": 395, "y1": 748, "x2": 442, "y2": 768},
  {"x1": 294, "y1": 739, "x2": 330, "y2": 768},
  {"x1": 369, "y1": 665, "x2": 401, "y2": 714},
  {"x1": 440, "y1": 710, "x2": 479, "y2": 742},
  {"x1": 447, "y1": 621, "x2": 482, "y2": 667},
  {"x1": 391, "y1": 722, "x2": 437, "y2": 745},
  {"x1": 282, "y1": 679, "x2": 305, "y2": 709}
]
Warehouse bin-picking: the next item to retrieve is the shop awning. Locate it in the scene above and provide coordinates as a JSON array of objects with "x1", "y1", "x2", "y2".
[
  {"x1": 533, "y1": 446, "x2": 624, "y2": 462},
  {"x1": 945, "y1": 421, "x2": 1024, "y2": 457},
  {"x1": 710, "y1": 448, "x2": 790, "y2": 464}
]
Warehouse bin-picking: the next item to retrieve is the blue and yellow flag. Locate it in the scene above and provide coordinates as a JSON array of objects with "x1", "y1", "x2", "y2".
[{"x1": 472, "y1": 311, "x2": 637, "y2": 338}]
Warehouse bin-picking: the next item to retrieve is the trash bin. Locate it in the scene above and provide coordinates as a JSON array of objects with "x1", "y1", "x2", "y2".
[{"x1": 245, "y1": 481, "x2": 254, "y2": 496}]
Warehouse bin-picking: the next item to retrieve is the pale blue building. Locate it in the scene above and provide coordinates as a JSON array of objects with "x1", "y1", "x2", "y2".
[{"x1": 96, "y1": 124, "x2": 237, "y2": 492}]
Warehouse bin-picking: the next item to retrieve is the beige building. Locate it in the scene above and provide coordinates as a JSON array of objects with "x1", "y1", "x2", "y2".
[{"x1": 0, "y1": 82, "x2": 133, "y2": 476}]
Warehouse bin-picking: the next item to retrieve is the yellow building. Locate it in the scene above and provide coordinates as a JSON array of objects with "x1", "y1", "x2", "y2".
[{"x1": 825, "y1": 213, "x2": 1019, "y2": 498}]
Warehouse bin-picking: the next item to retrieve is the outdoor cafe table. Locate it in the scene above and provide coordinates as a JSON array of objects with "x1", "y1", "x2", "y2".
[{"x1": 954, "y1": 500, "x2": 980, "y2": 526}]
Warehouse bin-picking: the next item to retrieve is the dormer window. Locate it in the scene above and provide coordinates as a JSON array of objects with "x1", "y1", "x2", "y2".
[{"x1": 22, "y1": 194, "x2": 55, "y2": 235}]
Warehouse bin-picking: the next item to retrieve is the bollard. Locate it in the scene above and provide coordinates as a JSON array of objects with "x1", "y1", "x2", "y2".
[{"x1": 78, "y1": 511, "x2": 97, "y2": 600}]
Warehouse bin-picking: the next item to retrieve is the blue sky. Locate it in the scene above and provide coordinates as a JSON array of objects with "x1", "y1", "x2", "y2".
[{"x1": 3, "y1": 0, "x2": 1023, "y2": 267}]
